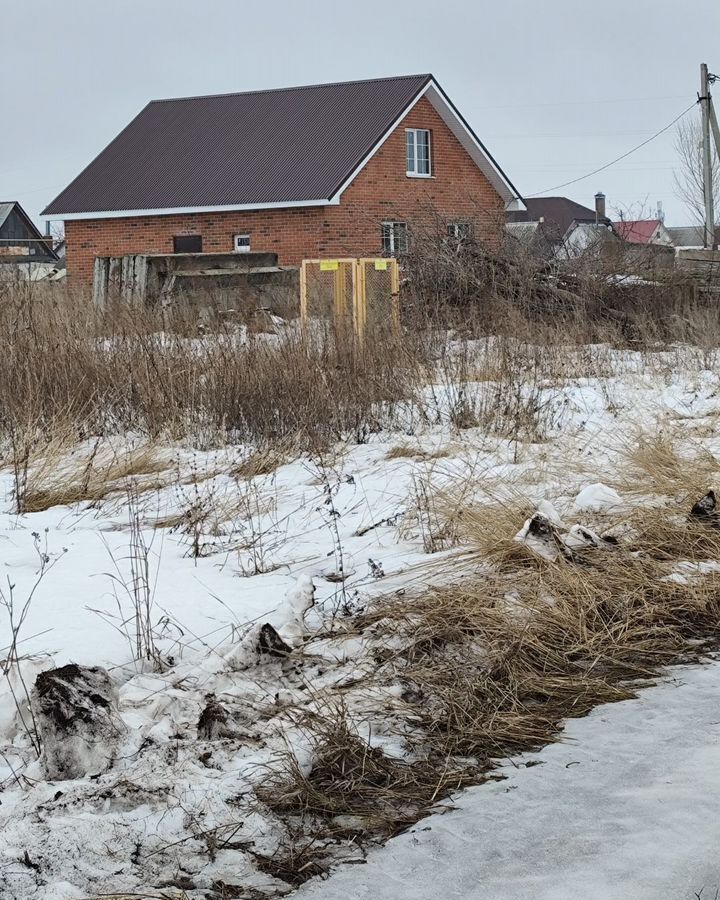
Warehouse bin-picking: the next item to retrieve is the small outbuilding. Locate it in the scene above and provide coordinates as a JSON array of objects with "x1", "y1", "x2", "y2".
[{"x1": 0, "y1": 201, "x2": 58, "y2": 270}]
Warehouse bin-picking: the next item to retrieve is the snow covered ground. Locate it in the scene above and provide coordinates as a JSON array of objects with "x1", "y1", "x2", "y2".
[
  {"x1": 2, "y1": 349, "x2": 720, "y2": 898},
  {"x1": 298, "y1": 659, "x2": 720, "y2": 900}
]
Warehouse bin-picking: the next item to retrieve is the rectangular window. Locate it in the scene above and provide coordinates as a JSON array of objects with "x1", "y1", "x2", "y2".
[
  {"x1": 173, "y1": 234, "x2": 202, "y2": 253},
  {"x1": 406, "y1": 128, "x2": 431, "y2": 176},
  {"x1": 234, "y1": 234, "x2": 251, "y2": 253},
  {"x1": 447, "y1": 223, "x2": 473, "y2": 241},
  {"x1": 381, "y1": 221, "x2": 408, "y2": 255}
]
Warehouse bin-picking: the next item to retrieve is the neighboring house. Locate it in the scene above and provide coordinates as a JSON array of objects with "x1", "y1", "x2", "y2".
[
  {"x1": 506, "y1": 193, "x2": 614, "y2": 259},
  {"x1": 0, "y1": 201, "x2": 57, "y2": 265},
  {"x1": 42, "y1": 74, "x2": 524, "y2": 284},
  {"x1": 666, "y1": 225, "x2": 720, "y2": 251},
  {"x1": 612, "y1": 219, "x2": 674, "y2": 246}
]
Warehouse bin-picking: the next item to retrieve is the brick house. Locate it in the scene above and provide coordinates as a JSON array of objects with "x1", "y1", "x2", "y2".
[{"x1": 43, "y1": 74, "x2": 523, "y2": 284}]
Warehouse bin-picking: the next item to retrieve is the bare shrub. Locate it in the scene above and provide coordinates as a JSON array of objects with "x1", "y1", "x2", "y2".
[{"x1": 0, "y1": 531, "x2": 66, "y2": 756}]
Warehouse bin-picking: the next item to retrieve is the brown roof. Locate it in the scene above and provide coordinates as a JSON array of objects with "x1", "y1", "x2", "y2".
[
  {"x1": 44, "y1": 74, "x2": 436, "y2": 217},
  {"x1": 507, "y1": 197, "x2": 607, "y2": 239}
]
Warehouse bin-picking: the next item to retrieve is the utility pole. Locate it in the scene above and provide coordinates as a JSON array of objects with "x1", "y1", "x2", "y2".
[{"x1": 700, "y1": 63, "x2": 716, "y2": 249}]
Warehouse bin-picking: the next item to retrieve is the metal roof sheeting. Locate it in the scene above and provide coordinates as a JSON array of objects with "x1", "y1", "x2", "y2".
[
  {"x1": 612, "y1": 220, "x2": 662, "y2": 244},
  {"x1": 0, "y1": 203, "x2": 15, "y2": 229},
  {"x1": 43, "y1": 74, "x2": 433, "y2": 216}
]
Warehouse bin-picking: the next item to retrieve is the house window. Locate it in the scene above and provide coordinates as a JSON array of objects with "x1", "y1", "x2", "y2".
[
  {"x1": 173, "y1": 234, "x2": 202, "y2": 253},
  {"x1": 381, "y1": 221, "x2": 409, "y2": 255},
  {"x1": 234, "y1": 234, "x2": 251, "y2": 253},
  {"x1": 406, "y1": 128, "x2": 431, "y2": 177},
  {"x1": 447, "y1": 223, "x2": 473, "y2": 241}
]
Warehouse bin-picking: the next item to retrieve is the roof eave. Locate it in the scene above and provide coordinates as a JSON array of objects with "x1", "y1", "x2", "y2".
[{"x1": 42, "y1": 197, "x2": 340, "y2": 221}]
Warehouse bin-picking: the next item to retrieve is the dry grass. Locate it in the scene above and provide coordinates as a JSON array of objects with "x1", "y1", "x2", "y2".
[
  {"x1": 365, "y1": 525, "x2": 720, "y2": 762},
  {"x1": 384, "y1": 443, "x2": 455, "y2": 461},
  {"x1": 251, "y1": 839, "x2": 328, "y2": 887},
  {"x1": 624, "y1": 504, "x2": 720, "y2": 561},
  {"x1": 259, "y1": 704, "x2": 470, "y2": 836},
  {"x1": 616, "y1": 428, "x2": 720, "y2": 501},
  {"x1": 0, "y1": 287, "x2": 427, "y2": 453},
  {"x1": 1, "y1": 273, "x2": 719, "y2": 463},
  {"x1": 401, "y1": 470, "x2": 536, "y2": 565},
  {"x1": 258, "y1": 492, "x2": 720, "y2": 883},
  {"x1": 17, "y1": 441, "x2": 168, "y2": 513},
  {"x1": 232, "y1": 444, "x2": 295, "y2": 479}
]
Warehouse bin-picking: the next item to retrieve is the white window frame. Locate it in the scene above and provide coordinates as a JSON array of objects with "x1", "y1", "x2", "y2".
[
  {"x1": 234, "y1": 233, "x2": 251, "y2": 253},
  {"x1": 405, "y1": 128, "x2": 432, "y2": 177},
  {"x1": 381, "y1": 221, "x2": 408, "y2": 255}
]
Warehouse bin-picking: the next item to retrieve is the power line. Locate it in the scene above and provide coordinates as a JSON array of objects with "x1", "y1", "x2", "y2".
[{"x1": 524, "y1": 101, "x2": 698, "y2": 198}]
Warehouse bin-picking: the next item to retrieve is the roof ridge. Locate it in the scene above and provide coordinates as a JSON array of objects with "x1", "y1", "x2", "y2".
[{"x1": 148, "y1": 73, "x2": 433, "y2": 106}]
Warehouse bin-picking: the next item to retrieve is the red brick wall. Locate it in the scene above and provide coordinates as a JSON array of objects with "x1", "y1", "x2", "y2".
[{"x1": 65, "y1": 97, "x2": 505, "y2": 283}]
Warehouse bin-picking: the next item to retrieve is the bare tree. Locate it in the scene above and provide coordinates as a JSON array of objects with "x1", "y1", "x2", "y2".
[{"x1": 674, "y1": 114, "x2": 720, "y2": 227}]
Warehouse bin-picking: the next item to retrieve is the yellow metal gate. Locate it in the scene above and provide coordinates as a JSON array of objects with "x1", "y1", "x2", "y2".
[{"x1": 300, "y1": 258, "x2": 400, "y2": 340}]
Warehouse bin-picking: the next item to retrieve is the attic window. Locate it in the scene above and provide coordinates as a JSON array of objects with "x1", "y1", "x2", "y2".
[
  {"x1": 406, "y1": 128, "x2": 431, "y2": 177},
  {"x1": 173, "y1": 234, "x2": 202, "y2": 253}
]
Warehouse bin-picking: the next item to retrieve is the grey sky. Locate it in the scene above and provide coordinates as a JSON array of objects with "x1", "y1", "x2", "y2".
[{"x1": 3, "y1": 0, "x2": 719, "y2": 227}]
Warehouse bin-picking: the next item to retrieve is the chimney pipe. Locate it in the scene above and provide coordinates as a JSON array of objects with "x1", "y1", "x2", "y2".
[{"x1": 594, "y1": 192, "x2": 606, "y2": 222}]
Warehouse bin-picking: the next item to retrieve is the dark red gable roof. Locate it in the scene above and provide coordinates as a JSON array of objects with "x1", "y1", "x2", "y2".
[
  {"x1": 43, "y1": 74, "x2": 434, "y2": 216},
  {"x1": 612, "y1": 219, "x2": 661, "y2": 244}
]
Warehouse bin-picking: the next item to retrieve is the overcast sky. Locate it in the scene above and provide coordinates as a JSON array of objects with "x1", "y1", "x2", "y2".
[{"x1": 3, "y1": 0, "x2": 719, "y2": 227}]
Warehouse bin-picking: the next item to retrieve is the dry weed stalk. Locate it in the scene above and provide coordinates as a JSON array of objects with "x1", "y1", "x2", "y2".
[
  {"x1": 0, "y1": 268, "x2": 718, "y2": 460},
  {"x1": 104, "y1": 486, "x2": 163, "y2": 668}
]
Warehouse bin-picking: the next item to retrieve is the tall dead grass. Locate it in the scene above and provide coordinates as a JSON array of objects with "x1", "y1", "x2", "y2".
[
  {"x1": 2, "y1": 273, "x2": 719, "y2": 462},
  {"x1": 0, "y1": 287, "x2": 429, "y2": 452}
]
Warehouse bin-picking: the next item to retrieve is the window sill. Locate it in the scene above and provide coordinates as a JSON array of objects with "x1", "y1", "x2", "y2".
[{"x1": 406, "y1": 173, "x2": 435, "y2": 179}]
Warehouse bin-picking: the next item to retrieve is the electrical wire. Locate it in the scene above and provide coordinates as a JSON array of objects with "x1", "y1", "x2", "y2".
[{"x1": 524, "y1": 100, "x2": 699, "y2": 198}]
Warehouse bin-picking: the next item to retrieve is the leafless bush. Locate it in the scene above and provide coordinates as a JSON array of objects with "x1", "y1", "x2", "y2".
[
  {"x1": 0, "y1": 531, "x2": 66, "y2": 756},
  {"x1": 401, "y1": 218, "x2": 719, "y2": 349}
]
